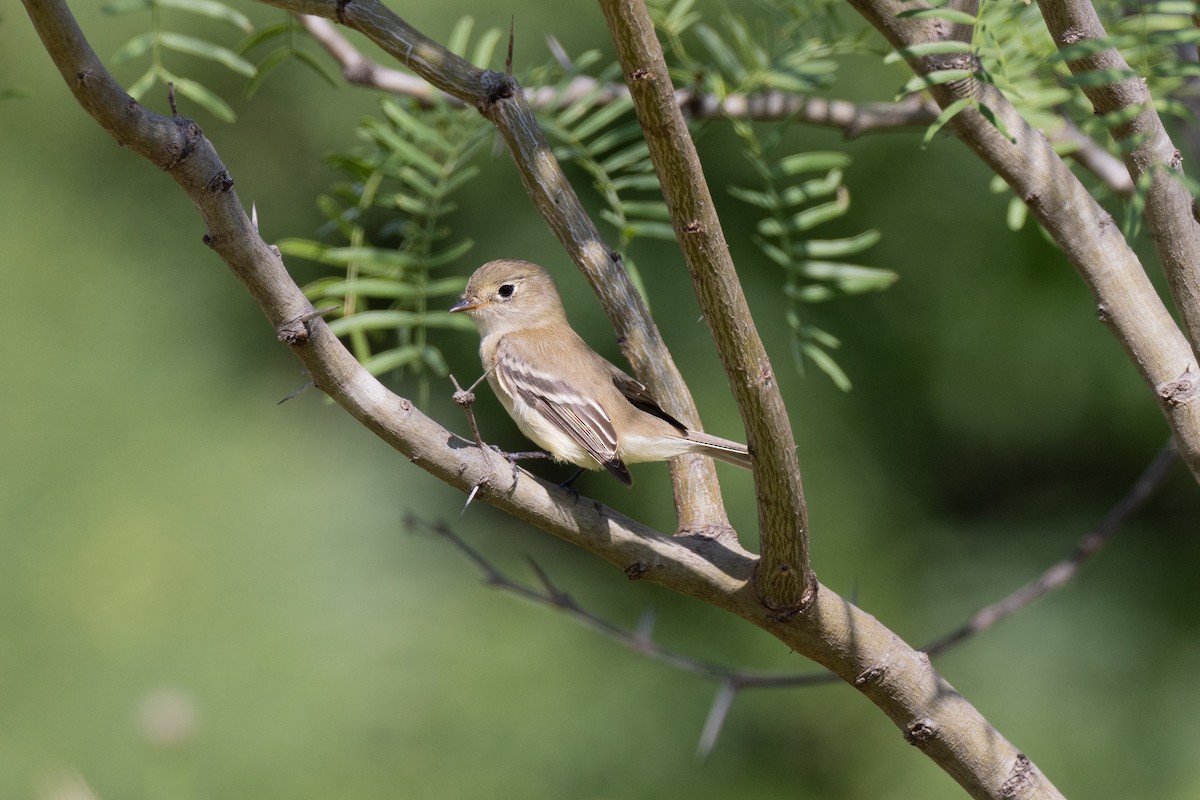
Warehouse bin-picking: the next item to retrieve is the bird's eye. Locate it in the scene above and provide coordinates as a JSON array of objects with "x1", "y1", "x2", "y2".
[{"x1": 497, "y1": 283, "x2": 515, "y2": 299}]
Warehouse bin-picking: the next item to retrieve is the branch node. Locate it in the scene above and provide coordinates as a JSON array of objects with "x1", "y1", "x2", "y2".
[
  {"x1": 1000, "y1": 754, "x2": 1034, "y2": 799},
  {"x1": 75, "y1": 70, "x2": 95, "y2": 88},
  {"x1": 479, "y1": 70, "x2": 517, "y2": 111},
  {"x1": 853, "y1": 665, "x2": 886, "y2": 688},
  {"x1": 630, "y1": 67, "x2": 650, "y2": 81},
  {"x1": 904, "y1": 718, "x2": 938, "y2": 747},
  {"x1": 206, "y1": 170, "x2": 234, "y2": 194},
  {"x1": 334, "y1": 0, "x2": 351, "y2": 24},
  {"x1": 165, "y1": 117, "x2": 202, "y2": 171},
  {"x1": 683, "y1": 220, "x2": 703, "y2": 234},
  {"x1": 1059, "y1": 27, "x2": 1085, "y2": 46},
  {"x1": 276, "y1": 315, "x2": 311, "y2": 346},
  {"x1": 1157, "y1": 365, "x2": 1197, "y2": 407},
  {"x1": 624, "y1": 561, "x2": 648, "y2": 580}
]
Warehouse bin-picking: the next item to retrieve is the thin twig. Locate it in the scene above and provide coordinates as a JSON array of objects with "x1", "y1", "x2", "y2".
[
  {"x1": 449, "y1": 372, "x2": 488, "y2": 452},
  {"x1": 411, "y1": 438, "x2": 1178, "y2": 753},
  {"x1": 923, "y1": 438, "x2": 1179, "y2": 656}
]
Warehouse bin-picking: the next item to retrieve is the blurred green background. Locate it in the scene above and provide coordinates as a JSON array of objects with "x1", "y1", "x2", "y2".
[{"x1": 3, "y1": 2, "x2": 1200, "y2": 798}]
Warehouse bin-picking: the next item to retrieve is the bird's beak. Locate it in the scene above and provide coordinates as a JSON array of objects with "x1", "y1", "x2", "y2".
[{"x1": 449, "y1": 296, "x2": 483, "y2": 313}]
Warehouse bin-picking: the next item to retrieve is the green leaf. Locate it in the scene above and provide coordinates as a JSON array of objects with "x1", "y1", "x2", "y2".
[
  {"x1": 102, "y1": 0, "x2": 152, "y2": 13},
  {"x1": 237, "y1": 22, "x2": 291, "y2": 54},
  {"x1": 775, "y1": 151, "x2": 851, "y2": 176},
  {"x1": 695, "y1": 24, "x2": 746, "y2": 79},
  {"x1": 598, "y1": 140, "x2": 652, "y2": 174},
  {"x1": 976, "y1": 101, "x2": 1014, "y2": 142},
  {"x1": 1006, "y1": 195, "x2": 1028, "y2": 231},
  {"x1": 244, "y1": 48, "x2": 290, "y2": 98},
  {"x1": 419, "y1": 313, "x2": 477, "y2": 331},
  {"x1": 799, "y1": 340, "x2": 852, "y2": 391},
  {"x1": 779, "y1": 171, "x2": 844, "y2": 205},
  {"x1": 895, "y1": 8, "x2": 977, "y2": 24},
  {"x1": 276, "y1": 238, "x2": 328, "y2": 261},
  {"x1": 314, "y1": 276, "x2": 468, "y2": 300},
  {"x1": 323, "y1": 247, "x2": 417, "y2": 271},
  {"x1": 439, "y1": 165, "x2": 483, "y2": 196},
  {"x1": 1060, "y1": 68, "x2": 1138, "y2": 88},
  {"x1": 571, "y1": 95, "x2": 636, "y2": 142},
  {"x1": 610, "y1": 174, "x2": 662, "y2": 192},
  {"x1": 126, "y1": 68, "x2": 158, "y2": 100},
  {"x1": 797, "y1": 261, "x2": 898, "y2": 292},
  {"x1": 112, "y1": 31, "x2": 157, "y2": 64},
  {"x1": 159, "y1": 32, "x2": 257, "y2": 77},
  {"x1": 447, "y1": 16, "x2": 475, "y2": 56},
  {"x1": 922, "y1": 96, "x2": 973, "y2": 147},
  {"x1": 363, "y1": 119, "x2": 444, "y2": 177},
  {"x1": 421, "y1": 346, "x2": 450, "y2": 376},
  {"x1": 1096, "y1": 103, "x2": 1145, "y2": 129},
  {"x1": 755, "y1": 238, "x2": 792, "y2": 267},
  {"x1": 1142, "y1": 1, "x2": 1200, "y2": 13},
  {"x1": 328, "y1": 311, "x2": 422, "y2": 336},
  {"x1": 159, "y1": 0, "x2": 253, "y2": 31},
  {"x1": 425, "y1": 239, "x2": 476, "y2": 268},
  {"x1": 472, "y1": 28, "x2": 504, "y2": 69},
  {"x1": 728, "y1": 186, "x2": 776, "y2": 209},
  {"x1": 171, "y1": 76, "x2": 236, "y2": 122},
  {"x1": 584, "y1": 121, "x2": 646, "y2": 158},
  {"x1": 621, "y1": 201, "x2": 672, "y2": 220},
  {"x1": 625, "y1": 220, "x2": 679, "y2": 241},
  {"x1": 800, "y1": 230, "x2": 881, "y2": 258},
  {"x1": 759, "y1": 190, "x2": 849, "y2": 235},
  {"x1": 380, "y1": 98, "x2": 449, "y2": 148},
  {"x1": 362, "y1": 345, "x2": 424, "y2": 376},
  {"x1": 884, "y1": 40, "x2": 973, "y2": 64}
]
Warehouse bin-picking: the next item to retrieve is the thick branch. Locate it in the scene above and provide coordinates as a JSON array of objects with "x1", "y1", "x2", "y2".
[
  {"x1": 1037, "y1": 0, "x2": 1200, "y2": 354},
  {"x1": 270, "y1": 0, "x2": 734, "y2": 538},
  {"x1": 598, "y1": 0, "x2": 814, "y2": 616},
  {"x1": 24, "y1": 2, "x2": 1062, "y2": 797},
  {"x1": 843, "y1": 0, "x2": 1200, "y2": 486}
]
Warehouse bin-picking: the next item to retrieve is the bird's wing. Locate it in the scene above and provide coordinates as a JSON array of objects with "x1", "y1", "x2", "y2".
[
  {"x1": 606, "y1": 364, "x2": 688, "y2": 435},
  {"x1": 495, "y1": 354, "x2": 632, "y2": 486}
]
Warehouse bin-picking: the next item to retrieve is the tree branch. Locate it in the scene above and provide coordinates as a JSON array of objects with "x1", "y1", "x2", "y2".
[
  {"x1": 843, "y1": 0, "x2": 1200, "y2": 486},
  {"x1": 1037, "y1": 0, "x2": 1200, "y2": 354},
  {"x1": 270, "y1": 0, "x2": 735, "y2": 538},
  {"x1": 598, "y1": 0, "x2": 815, "y2": 617},
  {"x1": 23, "y1": 1, "x2": 1065, "y2": 796},
  {"x1": 419, "y1": 437, "x2": 1176, "y2": 755},
  {"x1": 298, "y1": 14, "x2": 938, "y2": 131},
  {"x1": 298, "y1": 14, "x2": 1134, "y2": 195}
]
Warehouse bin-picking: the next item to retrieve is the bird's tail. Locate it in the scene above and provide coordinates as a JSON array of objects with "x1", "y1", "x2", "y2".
[{"x1": 685, "y1": 431, "x2": 752, "y2": 470}]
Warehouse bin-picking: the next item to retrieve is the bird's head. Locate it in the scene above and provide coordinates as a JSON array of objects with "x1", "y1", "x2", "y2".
[{"x1": 450, "y1": 259, "x2": 568, "y2": 336}]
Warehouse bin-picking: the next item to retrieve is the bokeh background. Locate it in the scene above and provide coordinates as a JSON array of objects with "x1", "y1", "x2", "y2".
[{"x1": 4, "y1": 2, "x2": 1200, "y2": 798}]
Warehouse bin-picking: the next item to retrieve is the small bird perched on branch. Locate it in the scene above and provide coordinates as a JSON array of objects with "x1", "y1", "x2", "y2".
[{"x1": 450, "y1": 259, "x2": 751, "y2": 487}]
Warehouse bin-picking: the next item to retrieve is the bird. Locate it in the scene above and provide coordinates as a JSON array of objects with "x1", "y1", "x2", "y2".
[{"x1": 449, "y1": 259, "x2": 751, "y2": 487}]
